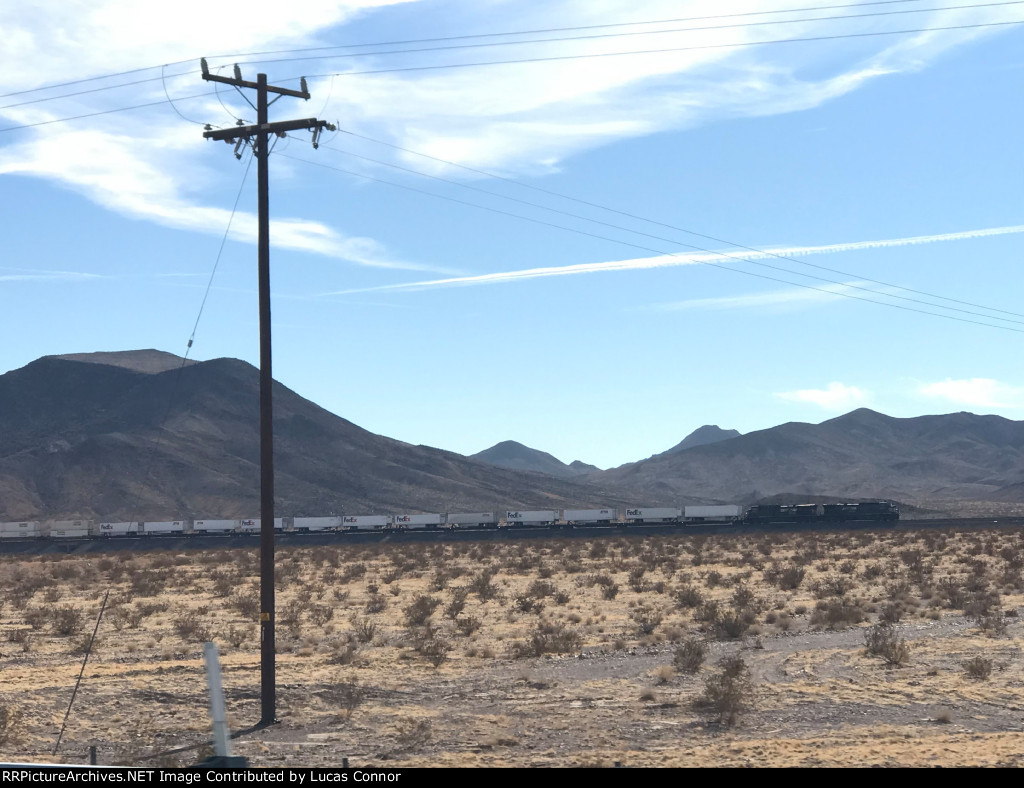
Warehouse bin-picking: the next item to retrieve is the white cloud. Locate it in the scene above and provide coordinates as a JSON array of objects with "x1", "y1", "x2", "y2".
[
  {"x1": 654, "y1": 281, "x2": 873, "y2": 312},
  {"x1": 324, "y1": 223, "x2": 1024, "y2": 294},
  {"x1": 1, "y1": 0, "x2": 1021, "y2": 272},
  {"x1": 918, "y1": 378, "x2": 1024, "y2": 409},
  {"x1": 776, "y1": 382, "x2": 869, "y2": 411}
]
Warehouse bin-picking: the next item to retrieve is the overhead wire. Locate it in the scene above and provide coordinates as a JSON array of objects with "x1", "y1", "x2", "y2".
[
  {"x1": 277, "y1": 150, "x2": 1024, "y2": 334},
  {"x1": 2, "y1": 1, "x2": 1020, "y2": 111},
  {"x1": 299, "y1": 19, "x2": 1024, "y2": 79},
  {"x1": 335, "y1": 130, "x2": 1024, "y2": 320},
  {"x1": 237, "y1": 1, "x2": 1024, "y2": 68},
  {"x1": 0, "y1": 0, "x2": 941, "y2": 102}
]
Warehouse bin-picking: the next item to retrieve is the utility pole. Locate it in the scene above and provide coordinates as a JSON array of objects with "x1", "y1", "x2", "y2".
[{"x1": 200, "y1": 59, "x2": 334, "y2": 726}]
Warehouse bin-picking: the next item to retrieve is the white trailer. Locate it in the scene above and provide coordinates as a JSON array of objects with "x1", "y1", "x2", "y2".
[
  {"x1": 683, "y1": 505, "x2": 743, "y2": 522},
  {"x1": 341, "y1": 515, "x2": 390, "y2": 531},
  {"x1": 239, "y1": 518, "x2": 285, "y2": 533},
  {"x1": 98, "y1": 521, "x2": 140, "y2": 537},
  {"x1": 623, "y1": 507, "x2": 682, "y2": 523},
  {"x1": 563, "y1": 508, "x2": 617, "y2": 524},
  {"x1": 504, "y1": 510, "x2": 558, "y2": 526},
  {"x1": 140, "y1": 520, "x2": 187, "y2": 536},
  {"x1": 293, "y1": 516, "x2": 343, "y2": 532},
  {"x1": 48, "y1": 520, "x2": 94, "y2": 538},
  {"x1": 446, "y1": 512, "x2": 496, "y2": 528},
  {"x1": 193, "y1": 519, "x2": 238, "y2": 534},
  {"x1": 392, "y1": 513, "x2": 442, "y2": 530},
  {"x1": 0, "y1": 521, "x2": 42, "y2": 539}
]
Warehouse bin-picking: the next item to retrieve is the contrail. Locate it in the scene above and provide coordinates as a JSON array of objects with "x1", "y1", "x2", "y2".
[{"x1": 324, "y1": 224, "x2": 1024, "y2": 295}]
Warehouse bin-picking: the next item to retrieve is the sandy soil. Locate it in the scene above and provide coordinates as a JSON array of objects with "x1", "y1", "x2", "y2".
[{"x1": 2, "y1": 527, "x2": 1024, "y2": 768}]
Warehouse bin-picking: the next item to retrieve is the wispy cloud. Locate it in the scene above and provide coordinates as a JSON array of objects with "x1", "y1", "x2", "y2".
[
  {"x1": 776, "y1": 382, "x2": 869, "y2": 411},
  {"x1": 323, "y1": 224, "x2": 1024, "y2": 295},
  {"x1": 2, "y1": 0, "x2": 1020, "y2": 272},
  {"x1": 654, "y1": 281, "x2": 872, "y2": 312},
  {"x1": 0, "y1": 267, "x2": 106, "y2": 282},
  {"x1": 918, "y1": 378, "x2": 1024, "y2": 408}
]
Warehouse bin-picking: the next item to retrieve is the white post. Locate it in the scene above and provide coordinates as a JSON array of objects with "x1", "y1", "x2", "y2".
[{"x1": 204, "y1": 642, "x2": 232, "y2": 757}]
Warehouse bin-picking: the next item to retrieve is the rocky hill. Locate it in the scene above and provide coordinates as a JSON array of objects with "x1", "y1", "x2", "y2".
[
  {"x1": 0, "y1": 352, "x2": 631, "y2": 520},
  {"x1": 593, "y1": 408, "x2": 1024, "y2": 505},
  {"x1": 471, "y1": 440, "x2": 598, "y2": 478}
]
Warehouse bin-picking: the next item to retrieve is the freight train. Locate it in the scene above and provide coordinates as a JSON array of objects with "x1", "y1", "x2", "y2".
[{"x1": 0, "y1": 501, "x2": 898, "y2": 540}]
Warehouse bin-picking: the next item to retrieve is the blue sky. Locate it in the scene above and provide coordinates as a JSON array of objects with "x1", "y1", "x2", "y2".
[{"x1": 1, "y1": 0, "x2": 1022, "y2": 469}]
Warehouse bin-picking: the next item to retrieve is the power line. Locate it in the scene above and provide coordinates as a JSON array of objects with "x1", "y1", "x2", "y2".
[
  {"x1": 278, "y1": 151, "x2": 1024, "y2": 334},
  {"x1": 317, "y1": 143, "x2": 1023, "y2": 325},
  {"x1": 0, "y1": 0, "x2": 937, "y2": 102},
  {"x1": 0, "y1": 91, "x2": 216, "y2": 134},
  {"x1": 237, "y1": 1, "x2": 1024, "y2": 69},
  {"x1": 302, "y1": 19, "x2": 1024, "y2": 79},
  {"x1": 336, "y1": 130, "x2": 1024, "y2": 321},
  {"x1": 2, "y1": 15, "x2": 1019, "y2": 131}
]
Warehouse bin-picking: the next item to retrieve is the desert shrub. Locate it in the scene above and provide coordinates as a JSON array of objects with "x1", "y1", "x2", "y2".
[
  {"x1": 510, "y1": 622, "x2": 582, "y2": 659},
  {"x1": 879, "y1": 602, "x2": 904, "y2": 624},
  {"x1": 403, "y1": 595, "x2": 441, "y2": 627},
  {"x1": 697, "y1": 654, "x2": 753, "y2": 726},
  {"x1": 340, "y1": 563, "x2": 367, "y2": 583},
  {"x1": 334, "y1": 681, "x2": 366, "y2": 720},
  {"x1": 809, "y1": 598, "x2": 865, "y2": 629},
  {"x1": 51, "y1": 605, "x2": 84, "y2": 637},
  {"x1": 731, "y1": 584, "x2": 759, "y2": 611},
  {"x1": 350, "y1": 616, "x2": 377, "y2": 644},
  {"x1": 308, "y1": 604, "x2": 334, "y2": 627},
  {"x1": 469, "y1": 570, "x2": 499, "y2": 602},
  {"x1": 514, "y1": 594, "x2": 544, "y2": 615},
  {"x1": 812, "y1": 575, "x2": 854, "y2": 599},
  {"x1": 0, "y1": 700, "x2": 22, "y2": 747},
  {"x1": 225, "y1": 626, "x2": 248, "y2": 648},
  {"x1": 704, "y1": 571, "x2": 723, "y2": 588},
  {"x1": 455, "y1": 617, "x2": 481, "y2": 637},
  {"x1": 393, "y1": 719, "x2": 432, "y2": 752},
  {"x1": 444, "y1": 588, "x2": 468, "y2": 620},
  {"x1": 172, "y1": 611, "x2": 210, "y2": 642},
  {"x1": 23, "y1": 607, "x2": 47, "y2": 630},
  {"x1": 229, "y1": 593, "x2": 260, "y2": 620},
  {"x1": 978, "y1": 612, "x2": 1008, "y2": 637},
  {"x1": 364, "y1": 593, "x2": 388, "y2": 615},
  {"x1": 328, "y1": 640, "x2": 358, "y2": 665},
  {"x1": 712, "y1": 609, "x2": 750, "y2": 640},
  {"x1": 628, "y1": 567, "x2": 648, "y2": 592},
  {"x1": 526, "y1": 580, "x2": 557, "y2": 599},
  {"x1": 415, "y1": 630, "x2": 451, "y2": 668},
  {"x1": 630, "y1": 604, "x2": 663, "y2": 635},
  {"x1": 673, "y1": 638, "x2": 707, "y2": 673},
  {"x1": 653, "y1": 664, "x2": 675, "y2": 685},
  {"x1": 964, "y1": 591, "x2": 1001, "y2": 621},
  {"x1": 864, "y1": 622, "x2": 910, "y2": 666},
  {"x1": 962, "y1": 655, "x2": 993, "y2": 680}
]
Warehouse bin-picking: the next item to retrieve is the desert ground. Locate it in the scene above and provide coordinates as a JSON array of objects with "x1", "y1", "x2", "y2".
[{"x1": 3, "y1": 526, "x2": 1024, "y2": 768}]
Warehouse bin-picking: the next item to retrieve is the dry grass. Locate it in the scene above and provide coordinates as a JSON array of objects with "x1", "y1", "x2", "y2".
[{"x1": 1, "y1": 526, "x2": 1024, "y2": 766}]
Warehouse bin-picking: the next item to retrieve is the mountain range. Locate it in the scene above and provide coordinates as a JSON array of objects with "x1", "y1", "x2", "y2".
[{"x1": 1, "y1": 349, "x2": 1022, "y2": 519}]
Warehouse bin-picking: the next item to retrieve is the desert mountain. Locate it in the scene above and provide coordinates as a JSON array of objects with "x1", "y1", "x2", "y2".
[
  {"x1": 0, "y1": 352, "x2": 631, "y2": 520},
  {"x1": 595, "y1": 408, "x2": 1024, "y2": 505},
  {"x1": 471, "y1": 440, "x2": 598, "y2": 478},
  {"x1": 664, "y1": 425, "x2": 741, "y2": 454}
]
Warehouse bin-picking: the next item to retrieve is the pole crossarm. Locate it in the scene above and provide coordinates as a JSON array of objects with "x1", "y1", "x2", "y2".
[
  {"x1": 203, "y1": 118, "x2": 332, "y2": 142},
  {"x1": 200, "y1": 58, "x2": 310, "y2": 99}
]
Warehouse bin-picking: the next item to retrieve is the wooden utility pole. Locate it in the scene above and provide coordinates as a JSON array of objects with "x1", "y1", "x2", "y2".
[{"x1": 200, "y1": 60, "x2": 333, "y2": 726}]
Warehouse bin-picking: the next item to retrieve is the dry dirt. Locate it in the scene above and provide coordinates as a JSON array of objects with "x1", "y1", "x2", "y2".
[{"x1": 3, "y1": 527, "x2": 1024, "y2": 768}]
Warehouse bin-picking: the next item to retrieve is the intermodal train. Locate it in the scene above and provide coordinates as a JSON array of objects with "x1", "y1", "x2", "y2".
[{"x1": 0, "y1": 501, "x2": 898, "y2": 540}]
